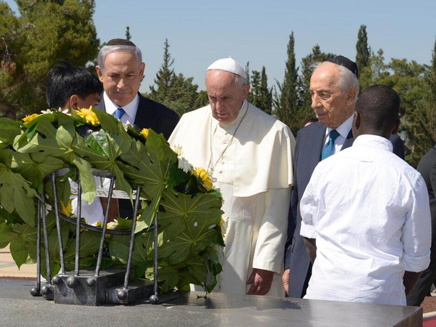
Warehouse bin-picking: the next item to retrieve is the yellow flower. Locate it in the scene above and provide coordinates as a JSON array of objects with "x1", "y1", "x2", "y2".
[
  {"x1": 193, "y1": 167, "x2": 213, "y2": 191},
  {"x1": 59, "y1": 200, "x2": 72, "y2": 217},
  {"x1": 140, "y1": 128, "x2": 149, "y2": 139},
  {"x1": 22, "y1": 113, "x2": 40, "y2": 124},
  {"x1": 76, "y1": 106, "x2": 100, "y2": 126}
]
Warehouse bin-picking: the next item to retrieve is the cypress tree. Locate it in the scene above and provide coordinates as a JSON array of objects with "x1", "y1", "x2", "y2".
[
  {"x1": 259, "y1": 66, "x2": 272, "y2": 114},
  {"x1": 356, "y1": 25, "x2": 370, "y2": 76},
  {"x1": 274, "y1": 32, "x2": 298, "y2": 130},
  {"x1": 125, "y1": 26, "x2": 131, "y2": 40},
  {"x1": 149, "y1": 39, "x2": 175, "y2": 101},
  {"x1": 249, "y1": 70, "x2": 261, "y2": 107}
]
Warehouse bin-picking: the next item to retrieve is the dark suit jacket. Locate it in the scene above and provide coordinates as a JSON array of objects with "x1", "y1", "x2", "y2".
[
  {"x1": 284, "y1": 121, "x2": 405, "y2": 298},
  {"x1": 406, "y1": 145, "x2": 436, "y2": 305},
  {"x1": 97, "y1": 93, "x2": 179, "y2": 218}
]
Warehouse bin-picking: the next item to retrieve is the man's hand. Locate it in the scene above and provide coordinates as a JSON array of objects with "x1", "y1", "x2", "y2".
[
  {"x1": 282, "y1": 268, "x2": 290, "y2": 295},
  {"x1": 246, "y1": 268, "x2": 274, "y2": 295}
]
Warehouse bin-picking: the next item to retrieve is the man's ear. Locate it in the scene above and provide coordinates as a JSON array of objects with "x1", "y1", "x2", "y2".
[
  {"x1": 352, "y1": 112, "x2": 360, "y2": 130},
  {"x1": 347, "y1": 86, "x2": 358, "y2": 105},
  {"x1": 242, "y1": 84, "x2": 250, "y2": 101},
  {"x1": 140, "y1": 62, "x2": 146, "y2": 82},
  {"x1": 68, "y1": 94, "x2": 80, "y2": 110},
  {"x1": 391, "y1": 118, "x2": 401, "y2": 135},
  {"x1": 96, "y1": 65, "x2": 104, "y2": 82}
]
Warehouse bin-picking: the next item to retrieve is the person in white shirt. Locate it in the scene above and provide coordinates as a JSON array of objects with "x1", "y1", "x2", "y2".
[
  {"x1": 169, "y1": 58, "x2": 295, "y2": 296},
  {"x1": 300, "y1": 84, "x2": 431, "y2": 305}
]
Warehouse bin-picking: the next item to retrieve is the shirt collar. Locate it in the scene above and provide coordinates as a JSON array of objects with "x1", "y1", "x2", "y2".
[
  {"x1": 103, "y1": 92, "x2": 139, "y2": 121},
  {"x1": 353, "y1": 134, "x2": 394, "y2": 152},
  {"x1": 326, "y1": 114, "x2": 354, "y2": 139}
]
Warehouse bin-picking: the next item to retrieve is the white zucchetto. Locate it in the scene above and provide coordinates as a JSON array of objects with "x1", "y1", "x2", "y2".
[{"x1": 207, "y1": 57, "x2": 246, "y2": 79}]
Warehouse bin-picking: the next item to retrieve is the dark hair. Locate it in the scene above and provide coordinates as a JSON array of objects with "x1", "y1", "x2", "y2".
[
  {"x1": 355, "y1": 84, "x2": 400, "y2": 132},
  {"x1": 46, "y1": 61, "x2": 103, "y2": 108},
  {"x1": 302, "y1": 117, "x2": 318, "y2": 128}
]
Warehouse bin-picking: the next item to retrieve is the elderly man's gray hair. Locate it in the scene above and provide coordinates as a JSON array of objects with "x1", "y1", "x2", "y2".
[
  {"x1": 312, "y1": 62, "x2": 360, "y2": 102},
  {"x1": 97, "y1": 45, "x2": 142, "y2": 72}
]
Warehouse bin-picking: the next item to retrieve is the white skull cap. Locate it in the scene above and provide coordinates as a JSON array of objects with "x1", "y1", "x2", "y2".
[{"x1": 207, "y1": 57, "x2": 246, "y2": 79}]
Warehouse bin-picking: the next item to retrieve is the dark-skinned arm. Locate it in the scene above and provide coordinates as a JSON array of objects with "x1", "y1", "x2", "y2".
[
  {"x1": 403, "y1": 271, "x2": 423, "y2": 296},
  {"x1": 303, "y1": 237, "x2": 317, "y2": 265}
]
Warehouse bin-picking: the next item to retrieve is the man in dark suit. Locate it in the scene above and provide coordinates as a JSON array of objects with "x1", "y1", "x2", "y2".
[
  {"x1": 283, "y1": 56, "x2": 405, "y2": 298},
  {"x1": 96, "y1": 38, "x2": 179, "y2": 218},
  {"x1": 407, "y1": 146, "x2": 436, "y2": 306}
]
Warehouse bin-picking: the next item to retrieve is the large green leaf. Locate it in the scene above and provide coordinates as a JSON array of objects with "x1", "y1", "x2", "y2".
[
  {"x1": 85, "y1": 129, "x2": 110, "y2": 157},
  {"x1": 93, "y1": 109, "x2": 118, "y2": 132},
  {"x1": 109, "y1": 240, "x2": 129, "y2": 264},
  {"x1": 0, "y1": 118, "x2": 22, "y2": 146},
  {"x1": 0, "y1": 223, "x2": 16, "y2": 248},
  {"x1": 0, "y1": 149, "x2": 65, "y2": 192},
  {"x1": 158, "y1": 190, "x2": 222, "y2": 264},
  {"x1": 119, "y1": 140, "x2": 165, "y2": 201},
  {"x1": 72, "y1": 155, "x2": 96, "y2": 204},
  {"x1": 63, "y1": 231, "x2": 100, "y2": 262},
  {"x1": 0, "y1": 164, "x2": 38, "y2": 226},
  {"x1": 10, "y1": 239, "x2": 28, "y2": 269}
]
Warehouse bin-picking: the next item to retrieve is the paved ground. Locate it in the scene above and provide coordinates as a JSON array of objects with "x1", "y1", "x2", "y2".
[
  {"x1": 0, "y1": 245, "x2": 36, "y2": 278},
  {"x1": 1, "y1": 244, "x2": 436, "y2": 315}
]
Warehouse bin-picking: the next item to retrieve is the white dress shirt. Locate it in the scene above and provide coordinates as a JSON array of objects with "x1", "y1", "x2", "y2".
[
  {"x1": 323, "y1": 114, "x2": 354, "y2": 154},
  {"x1": 300, "y1": 134, "x2": 431, "y2": 305},
  {"x1": 103, "y1": 92, "x2": 139, "y2": 125}
]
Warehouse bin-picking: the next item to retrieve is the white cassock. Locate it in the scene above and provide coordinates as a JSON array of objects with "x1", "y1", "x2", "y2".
[{"x1": 169, "y1": 101, "x2": 295, "y2": 296}]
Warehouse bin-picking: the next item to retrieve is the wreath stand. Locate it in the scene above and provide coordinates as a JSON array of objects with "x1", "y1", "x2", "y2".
[{"x1": 29, "y1": 168, "x2": 175, "y2": 305}]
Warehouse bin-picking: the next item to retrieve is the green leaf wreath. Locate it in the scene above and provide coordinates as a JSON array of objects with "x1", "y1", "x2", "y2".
[{"x1": 0, "y1": 107, "x2": 224, "y2": 293}]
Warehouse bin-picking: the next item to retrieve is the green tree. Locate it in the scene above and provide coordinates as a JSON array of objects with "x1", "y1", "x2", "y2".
[
  {"x1": 356, "y1": 25, "x2": 370, "y2": 77},
  {"x1": 248, "y1": 70, "x2": 260, "y2": 106},
  {"x1": 297, "y1": 45, "x2": 335, "y2": 130},
  {"x1": 398, "y1": 43, "x2": 436, "y2": 166},
  {"x1": 125, "y1": 26, "x2": 131, "y2": 41},
  {"x1": 147, "y1": 39, "x2": 204, "y2": 116},
  {"x1": 274, "y1": 32, "x2": 299, "y2": 133},
  {"x1": 149, "y1": 38, "x2": 175, "y2": 101},
  {"x1": 259, "y1": 66, "x2": 272, "y2": 114},
  {"x1": 245, "y1": 62, "x2": 250, "y2": 86},
  {"x1": 0, "y1": 0, "x2": 99, "y2": 118}
]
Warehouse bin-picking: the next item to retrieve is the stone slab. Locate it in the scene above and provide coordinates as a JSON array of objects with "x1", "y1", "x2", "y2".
[{"x1": 0, "y1": 279, "x2": 422, "y2": 327}]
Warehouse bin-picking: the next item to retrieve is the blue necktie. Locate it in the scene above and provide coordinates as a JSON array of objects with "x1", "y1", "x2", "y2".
[
  {"x1": 321, "y1": 130, "x2": 340, "y2": 160},
  {"x1": 114, "y1": 108, "x2": 126, "y2": 120}
]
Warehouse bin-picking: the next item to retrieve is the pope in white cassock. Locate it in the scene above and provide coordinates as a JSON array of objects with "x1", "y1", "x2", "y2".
[{"x1": 169, "y1": 58, "x2": 295, "y2": 296}]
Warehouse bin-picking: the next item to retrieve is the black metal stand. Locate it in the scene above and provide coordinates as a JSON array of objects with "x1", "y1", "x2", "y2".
[{"x1": 30, "y1": 169, "x2": 168, "y2": 305}]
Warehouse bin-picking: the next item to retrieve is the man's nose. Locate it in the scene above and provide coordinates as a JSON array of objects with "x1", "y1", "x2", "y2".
[
  {"x1": 311, "y1": 94, "x2": 320, "y2": 109},
  {"x1": 216, "y1": 100, "x2": 225, "y2": 110},
  {"x1": 117, "y1": 78, "x2": 127, "y2": 89}
]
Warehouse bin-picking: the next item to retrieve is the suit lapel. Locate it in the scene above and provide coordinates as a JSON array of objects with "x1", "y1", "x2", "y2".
[
  {"x1": 305, "y1": 122, "x2": 326, "y2": 165},
  {"x1": 341, "y1": 129, "x2": 354, "y2": 150},
  {"x1": 133, "y1": 94, "x2": 147, "y2": 129},
  {"x1": 96, "y1": 95, "x2": 106, "y2": 113}
]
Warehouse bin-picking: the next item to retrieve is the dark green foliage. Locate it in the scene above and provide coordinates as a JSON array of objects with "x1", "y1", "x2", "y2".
[
  {"x1": 273, "y1": 32, "x2": 299, "y2": 133},
  {"x1": 147, "y1": 39, "x2": 204, "y2": 116},
  {"x1": 356, "y1": 25, "x2": 370, "y2": 76},
  {"x1": 247, "y1": 66, "x2": 272, "y2": 114},
  {"x1": 0, "y1": 0, "x2": 99, "y2": 119},
  {"x1": 295, "y1": 45, "x2": 336, "y2": 131},
  {"x1": 125, "y1": 26, "x2": 131, "y2": 41}
]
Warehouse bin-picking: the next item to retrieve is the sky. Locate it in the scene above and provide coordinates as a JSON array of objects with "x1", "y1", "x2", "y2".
[{"x1": 4, "y1": 0, "x2": 436, "y2": 92}]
